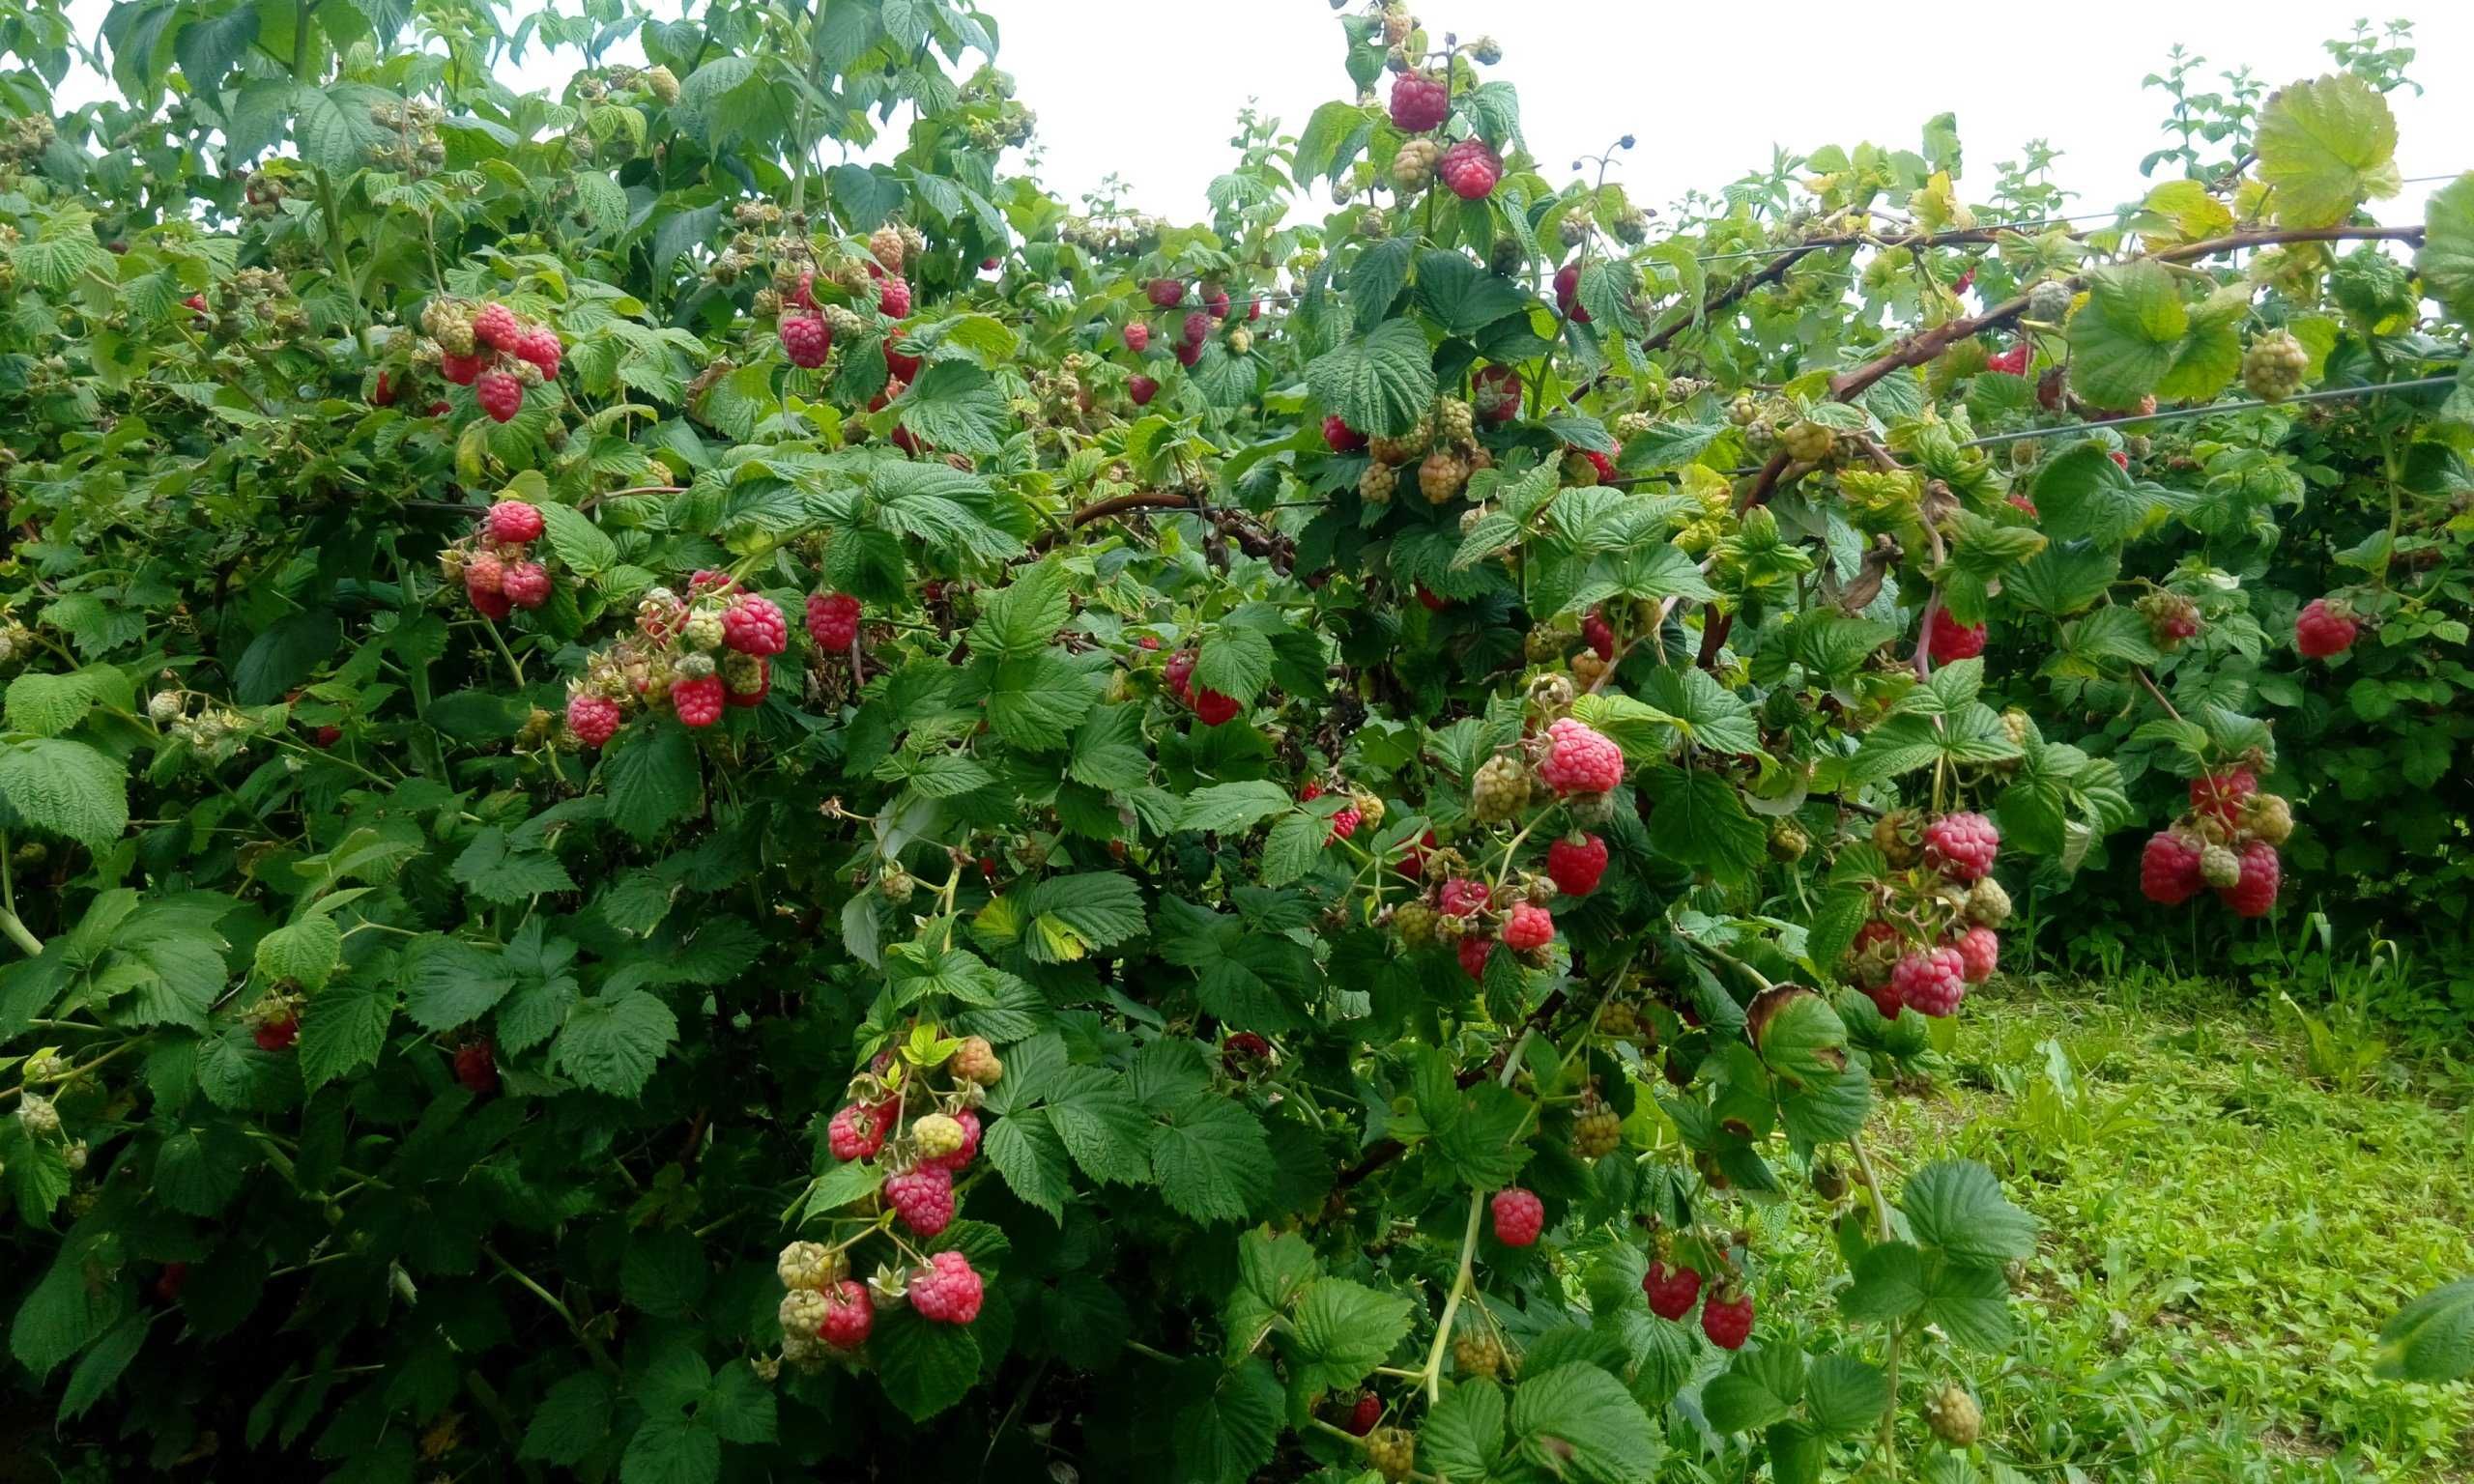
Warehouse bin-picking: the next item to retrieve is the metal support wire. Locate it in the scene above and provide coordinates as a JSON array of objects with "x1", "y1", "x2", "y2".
[{"x1": 1949, "y1": 374, "x2": 2462, "y2": 450}]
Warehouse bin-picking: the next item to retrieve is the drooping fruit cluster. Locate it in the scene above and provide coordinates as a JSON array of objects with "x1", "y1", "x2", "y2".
[
  {"x1": 440, "y1": 499, "x2": 559, "y2": 621},
  {"x1": 419, "y1": 297, "x2": 561, "y2": 423},
  {"x1": 559, "y1": 572, "x2": 785, "y2": 744},
  {"x1": 2139, "y1": 764, "x2": 2291, "y2": 917},
  {"x1": 1846, "y1": 811, "x2": 2008, "y2": 1018}
]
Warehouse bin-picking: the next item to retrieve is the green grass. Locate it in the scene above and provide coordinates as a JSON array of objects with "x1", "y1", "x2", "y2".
[{"x1": 1764, "y1": 974, "x2": 2474, "y2": 1482}]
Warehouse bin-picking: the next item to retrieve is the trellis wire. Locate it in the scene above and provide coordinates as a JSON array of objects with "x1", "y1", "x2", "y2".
[{"x1": 1949, "y1": 374, "x2": 2462, "y2": 450}]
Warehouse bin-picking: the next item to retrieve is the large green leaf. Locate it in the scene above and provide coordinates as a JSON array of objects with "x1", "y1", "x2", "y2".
[{"x1": 2255, "y1": 72, "x2": 2402, "y2": 227}]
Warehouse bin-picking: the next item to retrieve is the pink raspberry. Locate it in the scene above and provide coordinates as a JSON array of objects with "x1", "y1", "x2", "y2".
[
  {"x1": 1389, "y1": 71, "x2": 1450, "y2": 132},
  {"x1": 1954, "y1": 926, "x2": 1999, "y2": 984},
  {"x1": 1124, "y1": 321, "x2": 1151, "y2": 353},
  {"x1": 500, "y1": 560, "x2": 551, "y2": 610},
  {"x1": 2140, "y1": 830, "x2": 2205, "y2": 905},
  {"x1": 1701, "y1": 1292, "x2": 1755, "y2": 1350},
  {"x1": 1181, "y1": 311, "x2": 1210, "y2": 348},
  {"x1": 1323, "y1": 415, "x2": 1366, "y2": 452},
  {"x1": 1545, "y1": 833, "x2": 1607, "y2": 896},
  {"x1": 1489, "y1": 1187, "x2": 1544, "y2": 1246},
  {"x1": 827, "y1": 1099, "x2": 893, "y2": 1161},
  {"x1": 567, "y1": 694, "x2": 621, "y2": 748},
  {"x1": 2294, "y1": 598, "x2": 2357, "y2": 659},
  {"x1": 475, "y1": 370, "x2": 523, "y2": 422},
  {"x1": 1554, "y1": 262, "x2": 1590, "y2": 323},
  {"x1": 2110, "y1": 450, "x2": 2130, "y2": 470},
  {"x1": 473, "y1": 301, "x2": 521, "y2": 352},
  {"x1": 1473, "y1": 363, "x2": 1521, "y2": 423},
  {"x1": 791, "y1": 271, "x2": 817, "y2": 309},
  {"x1": 1193, "y1": 688, "x2": 1241, "y2": 727},
  {"x1": 724, "y1": 659, "x2": 770, "y2": 708},
  {"x1": 465, "y1": 550, "x2": 506, "y2": 595},
  {"x1": 1502, "y1": 902, "x2": 1554, "y2": 952},
  {"x1": 926, "y1": 1107, "x2": 982, "y2": 1172},
  {"x1": 1145, "y1": 278, "x2": 1185, "y2": 308},
  {"x1": 1437, "y1": 878, "x2": 1490, "y2": 917},
  {"x1": 2219, "y1": 841, "x2": 2281, "y2": 918},
  {"x1": 909, "y1": 1250, "x2": 984, "y2": 1325},
  {"x1": 441, "y1": 351, "x2": 485, "y2": 385},
  {"x1": 1537, "y1": 718, "x2": 1624, "y2": 796},
  {"x1": 2190, "y1": 768, "x2": 2256, "y2": 827},
  {"x1": 1203, "y1": 284, "x2": 1232, "y2": 320},
  {"x1": 514, "y1": 327, "x2": 561, "y2": 379},
  {"x1": 781, "y1": 315, "x2": 830, "y2": 368},
  {"x1": 485, "y1": 499, "x2": 545, "y2": 544},
  {"x1": 806, "y1": 592, "x2": 861, "y2": 651},
  {"x1": 1457, "y1": 934, "x2": 1496, "y2": 979},
  {"x1": 1129, "y1": 374, "x2": 1159, "y2": 406},
  {"x1": 819, "y1": 1279, "x2": 873, "y2": 1349},
  {"x1": 671, "y1": 673, "x2": 725, "y2": 728},
  {"x1": 2008, "y1": 492, "x2": 2038, "y2": 516},
  {"x1": 1929, "y1": 607, "x2": 1987, "y2": 662},
  {"x1": 720, "y1": 593, "x2": 789, "y2": 656},
  {"x1": 1164, "y1": 650, "x2": 1197, "y2": 704},
  {"x1": 1893, "y1": 945, "x2": 1967, "y2": 1017},
  {"x1": 1328, "y1": 807, "x2": 1363, "y2": 842},
  {"x1": 1643, "y1": 1261, "x2": 1702, "y2": 1321},
  {"x1": 1582, "y1": 609, "x2": 1616, "y2": 661},
  {"x1": 885, "y1": 1164, "x2": 955, "y2": 1236},
  {"x1": 1438, "y1": 137, "x2": 1503, "y2": 200},
  {"x1": 877, "y1": 274, "x2": 911, "y2": 319},
  {"x1": 1921, "y1": 812, "x2": 1999, "y2": 882},
  {"x1": 1984, "y1": 342, "x2": 2029, "y2": 376}
]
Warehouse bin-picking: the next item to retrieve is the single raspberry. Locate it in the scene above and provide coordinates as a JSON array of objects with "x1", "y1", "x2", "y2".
[
  {"x1": 155, "y1": 1263, "x2": 188, "y2": 1303},
  {"x1": 469, "y1": 585, "x2": 513, "y2": 620},
  {"x1": 1181, "y1": 310, "x2": 1210, "y2": 348},
  {"x1": 2294, "y1": 598, "x2": 2357, "y2": 659},
  {"x1": 781, "y1": 315, "x2": 830, "y2": 368},
  {"x1": 515, "y1": 327, "x2": 561, "y2": 379},
  {"x1": 1567, "y1": 448, "x2": 1615, "y2": 486},
  {"x1": 1438, "y1": 137, "x2": 1503, "y2": 200},
  {"x1": 473, "y1": 301, "x2": 521, "y2": 352},
  {"x1": 475, "y1": 370, "x2": 524, "y2": 422},
  {"x1": 1193, "y1": 688, "x2": 1241, "y2": 726},
  {"x1": 2140, "y1": 830, "x2": 2205, "y2": 905},
  {"x1": 1865, "y1": 981, "x2": 1906, "y2": 1019},
  {"x1": 724, "y1": 658, "x2": 770, "y2": 708},
  {"x1": 2008, "y1": 492, "x2": 2039, "y2": 516},
  {"x1": 1145, "y1": 278, "x2": 1184, "y2": 309},
  {"x1": 1389, "y1": 71, "x2": 1450, "y2": 131},
  {"x1": 1893, "y1": 945, "x2": 1968, "y2": 1017},
  {"x1": 1366, "y1": 1425, "x2": 1417, "y2": 1482},
  {"x1": 2190, "y1": 768, "x2": 2257, "y2": 827},
  {"x1": 1984, "y1": 342, "x2": 2029, "y2": 376},
  {"x1": 440, "y1": 351, "x2": 485, "y2": 385},
  {"x1": 1345, "y1": 1393, "x2": 1382, "y2": 1437},
  {"x1": 184, "y1": 293, "x2": 208, "y2": 315},
  {"x1": 454, "y1": 1040, "x2": 499, "y2": 1095},
  {"x1": 1173, "y1": 339, "x2": 1203, "y2": 368},
  {"x1": 1438, "y1": 877, "x2": 1491, "y2": 917},
  {"x1": 1554, "y1": 262, "x2": 1590, "y2": 323},
  {"x1": 805, "y1": 591, "x2": 862, "y2": 651},
  {"x1": 1164, "y1": 649, "x2": 1197, "y2": 704},
  {"x1": 827, "y1": 1099, "x2": 893, "y2": 1161},
  {"x1": 1572, "y1": 1104, "x2": 1622, "y2": 1158},
  {"x1": 1129, "y1": 374, "x2": 1159, "y2": 406},
  {"x1": 1921, "y1": 812, "x2": 2000, "y2": 882},
  {"x1": 426, "y1": 400, "x2": 451, "y2": 416},
  {"x1": 1328, "y1": 807, "x2": 1363, "y2": 842},
  {"x1": 2201, "y1": 842, "x2": 2242, "y2": 889},
  {"x1": 2110, "y1": 450, "x2": 2131, "y2": 470},
  {"x1": 500, "y1": 560, "x2": 551, "y2": 610},
  {"x1": 819, "y1": 1279, "x2": 874, "y2": 1349},
  {"x1": 1643, "y1": 1261, "x2": 1703, "y2": 1321},
  {"x1": 883, "y1": 339, "x2": 923, "y2": 383},
  {"x1": 1396, "y1": 829, "x2": 1437, "y2": 879},
  {"x1": 1416, "y1": 585, "x2": 1447, "y2": 612},
  {"x1": 1248, "y1": 300, "x2": 1263, "y2": 321},
  {"x1": 1538, "y1": 717, "x2": 1624, "y2": 795},
  {"x1": 908, "y1": 1250, "x2": 984, "y2": 1325},
  {"x1": 1953, "y1": 926, "x2": 1999, "y2": 984},
  {"x1": 485, "y1": 499, "x2": 545, "y2": 544},
  {"x1": 1222, "y1": 1032, "x2": 1273, "y2": 1073},
  {"x1": 1124, "y1": 320, "x2": 1151, "y2": 353},
  {"x1": 1582, "y1": 609, "x2": 1616, "y2": 661},
  {"x1": 465, "y1": 550, "x2": 506, "y2": 594},
  {"x1": 254, "y1": 1013, "x2": 299, "y2": 1052},
  {"x1": 720, "y1": 593, "x2": 789, "y2": 656},
  {"x1": 567, "y1": 694, "x2": 622, "y2": 748},
  {"x1": 1701, "y1": 1291, "x2": 1755, "y2": 1350},
  {"x1": 1968, "y1": 877, "x2": 2013, "y2": 928},
  {"x1": 913, "y1": 1111, "x2": 967, "y2": 1161},
  {"x1": 1490, "y1": 1186, "x2": 1545, "y2": 1245},
  {"x1": 1502, "y1": 902, "x2": 1554, "y2": 953},
  {"x1": 868, "y1": 224, "x2": 906, "y2": 272},
  {"x1": 950, "y1": 1037, "x2": 1004, "y2": 1087},
  {"x1": 1545, "y1": 833, "x2": 1608, "y2": 896},
  {"x1": 885, "y1": 1164, "x2": 956, "y2": 1236},
  {"x1": 372, "y1": 370, "x2": 396, "y2": 406},
  {"x1": 877, "y1": 274, "x2": 911, "y2": 318},
  {"x1": 2242, "y1": 328, "x2": 2310, "y2": 401},
  {"x1": 313, "y1": 725, "x2": 343, "y2": 748},
  {"x1": 1203, "y1": 284, "x2": 1232, "y2": 320},
  {"x1": 2244, "y1": 792, "x2": 2295, "y2": 845},
  {"x1": 1323, "y1": 415, "x2": 1367, "y2": 452},
  {"x1": 2219, "y1": 840, "x2": 2281, "y2": 918},
  {"x1": 1472, "y1": 363, "x2": 1522, "y2": 423},
  {"x1": 672, "y1": 673, "x2": 725, "y2": 727},
  {"x1": 1457, "y1": 934, "x2": 1496, "y2": 979},
  {"x1": 1925, "y1": 1384, "x2": 1984, "y2": 1448},
  {"x1": 1928, "y1": 607, "x2": 1987, "y2": 662}
]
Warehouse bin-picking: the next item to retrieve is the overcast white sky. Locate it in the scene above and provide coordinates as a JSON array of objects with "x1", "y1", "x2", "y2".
[{"x1": 53, "y1": 0, "x2": 2474, "y2": 224}]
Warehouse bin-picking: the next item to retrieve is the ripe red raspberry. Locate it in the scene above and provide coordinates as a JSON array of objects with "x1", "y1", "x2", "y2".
[
  {"x1": 1247, "y1": 299, "x2": 1263, "y2": 322},
  {"x1": 1928, "y1": 607, "x2": 1987, "y2": 662},
  {"x1": 1203, "y1": 284, "x2": 1232, "y2": 320},
  {"x1": 1569, "y1": 448, "x2": 1615, "y2": 486},
  {"x1": 1545, "y1": 833, "x2": 1607, "y2": 896},
  {"x1": 372, "y1": 370, "x2": 396, "y2": 407},
  {"x1": 909, "y1": 1250, "x2": 984, "y2": 1325},
  {"x1": 1701, "y1": 1291, "x2": 1755, "y2": 1350},
  {"x1": 1416, "y1": 585, "x2": 1448, "y2": 612},
  {"x1": 1582, "y1": 609, "x2": 1616, "y2": 661},
  {"x1": 426, "y1": 400, "x2": 451, "y2": 416},
  {"x1": 1164, "y1": 649, "x2": 1197, "y2": 704},
  {"x1": 1502, "y1": 902, "x2": 1554, "y2": 952},
  {"x1": 1438, "y1": 137, "x2": 1504, "y2": 200},
  {"x1": 440, "y1": 350, "x2": 485, "y2": 385},
  {"x1": 1554, "y1": 262, "x2": 1590, "y2": 323},
  {"x1": 885, "y1": 1163, "x2": 956, "y2": 1236},
  {"x1": 781, "y1": 314, "x2": 830, "y2": 368},
  {"x1": 1472, "y1": 363, "x2": 1521, "y2": 423},
  {"x1": 1643, "y1": 1261, "x2": 1702, "y2": 1321},
  {"x1": 1953, "y1": 925, "x2": 1999, "y2": 984},
  {"x1": 1490, "y1": 1186, "x2": 1545, "y2": 1246},
  {"x1": 1438, "y1": 877, "x2": 1490, "y2": 917},
  {"x1": 1181, "y1": 310, "x2": 1210, "y2": 347},
  {"x1": 807, "y1": 592, "x2": 861, "y2": 652},
  {"x1": 724, "y1": 658, "x2": 770, "y2": 708},
  {"x1": 1389, "y1": 71, "x2": 1450, "y2": 131},
  {"x1": 1193, "y1": 687, "x2": 1241, "y2": 726},
  {"x1": 671, "y1": 673, "x2": 725, "y2": 728},
  {"x1": 1324, "y1": 415, "x2": 1367, "y2": 452},
  {"x1": 1893, "y1": 945, "x2": 1968, "y2": 1017},
  {"x1": 720, "y1": 593, "x2": 789, "y2": 656},
  {"x1": 2190, "y1": 768, "x2": 2257, "y2": 827},
  {"x1": 1345, "y1": 1393, "x2": 1382, "y2": 1437},
  {"x1": 183, "y1": 292, "x2": 208, "y2": 315},
  {"x1": 877, "y1": 274, "x2": 911, "y2": 318},
  {"x1": 2110, "y1": 449, "x2": 2130, "y2": 470},
  {"x1": 254, "y1": 1013, "x2": 299, "y2": 1052},
  {"x1": 2007, "y1": 492, "x2": 2038, "y2": 516},
  {"x1": 155, "y1": 1263, "x2": 188, "y2": 1303},
  {"x1": 927, "y1": 1107, "x2": 983, "y2": 1171},
  {"x1": 475, "y1": 370, "x2": 524, "y2": 422},
  {"x1": 313, "y1": 725, "x2": 342, "y2": 748},
  {"x1": 1222, "y1": 1032, "x2": 1273, "y2": 1074},
  {"x1": 1395, "y1": 829, "x2": 1437, "y2": 877},
  {"x1": 1145, "y1": 278, "x2": 1185, "y2": 309},
  {"x1": 454, "y1": 1041, "x2": 499, "y2": 1095},
  {"x1": 469, "y1": 585, "x2": 513, "y2": 620},
  {"x1": 1921, "y1": 812, "x2": 1999, "y2": 882},
  {"x1": 883, "y1": 339, "x2": 923, "y2": 383},
  {"x1": 1172, "y1": 339, "x2": 1202, "y2": 368},
  {"x1": 1457, "y1": 934, "x2": 1496, "y2": 978},
  {"x1": 500, "y1": 560, "x2": 551, "y2": 610},
  {"x1": 1865, "y1": 981, "x2": 1905, "y2": 1019},
  {"x1": 1129, "y1": 374, "x2": 1159, "y2": 406},
  {"x1": 2294, "y1": 598, "x2": 2357, "y2": 659},
  {"x1": 465, "y1": 550, "x2": 506, "y2": 595},
  {"x1": 827, "y1": 1099, "x2": 893, "y2": 1161},
  {"x1": 2219, "y1": 840, "x2": 2281, "y2": 917},
  {"x1": 1538, "y1": 717, "x2": 1624, "y2": 795},
  {"x1": 515, "y1": 327, "x2": 561, "y2": 379},
  {"x1": 486, "y1": 499, "x2": 545, "y2": 544},
  {"x1": 1985, "y1": 342, "x2": 2029, "y2": 376},
  {"x1": 567, "y1": 693, "x2": 622, "y2": 748},
  {"x1": 473, "y1": 301, "x2": 521, "y2": 352},
  {"x1": 820, "y1": 1279, "x2": 874, "y2": 1349},
  {"x1": 1953, "y1": 266, "x2": 1975, "y2": 296},
  {"x1": 1124, "y1": 320, "x2": 1151, "y2": 353},
  {"x1": 2140, "y1": 830, "x2": 2205, "y2": 905},
  {"x1": 1328, "y1": 807, "x2": 1363, "y2": 842}
]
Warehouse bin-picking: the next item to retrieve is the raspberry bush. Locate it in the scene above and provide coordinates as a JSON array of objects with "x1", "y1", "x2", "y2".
[{"x1": 0, "y1": 4, "x2": 2468, "y2": 1481}]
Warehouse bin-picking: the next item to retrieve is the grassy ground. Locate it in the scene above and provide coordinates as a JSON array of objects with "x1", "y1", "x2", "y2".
[{"x1": 1762, "y1": 973, "x2": 2474, "y2": 1483}]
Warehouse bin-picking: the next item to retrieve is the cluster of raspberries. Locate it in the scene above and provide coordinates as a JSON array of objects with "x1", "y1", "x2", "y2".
[
  {"x1": 1386, "y1": 72, "x2": 1503, "y2": 201},
  {"x1": 1642, "y1": 1255, "x2": 1756, "y2": 1351},
  {"x1": 419, "y1": 298, "x2": 561, "y2": 423},
  {"x1": 1847, "y1": 810, "x2": 2011, "y2": 1019},
  {"x1": 2140, "y1": 765, "x2": 2291, "y2": 918},
  {"x1": 448, "y1": 499, "x2": 556, "y2": 621},
  {"x1": 1126, "y1": 277, "x2": 1259, "y2": 373},
  {"x1": 561, "y1": 571, "x2": 788, "y2": 746}
]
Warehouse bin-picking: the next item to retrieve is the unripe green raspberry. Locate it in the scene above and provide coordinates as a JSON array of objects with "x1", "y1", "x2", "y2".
[
  {"x1": 1563, "y1": 788, "x2": 1618, "y2": 828},
  {"x1": 777, "y1": 1241, "x2": 843, "y2": 1292},
  {"x1": 1527, "y1": 672, "x2": 1576, "y2": 713},
  {"x1": 1453, "y1": 1331, "x2": 1504, "y2": 1378},
  {"x1": 877, "y1": 865, "x2": 915, "y2": 903},
  {"x1": 1925, "y1": 1384, "x2": 1982, "y2": 1447},
  {"x1": 1471, "y1": 755, "x2": 1532, "y2": 823},
  {"x1": 912, "y1": 1112, "x2": 965, "y2": 1159},
  {"x1": 2243, "y1": 793, "x2": 2294, "y2": 845},
  {"x1": 1392, "y1": 900, "x2": 1439, "y2": 948},
  {"x1": 1349, "y1": 789, "x2": 1385, "y2": 828},
  {"x1": 1391, "y1": 138, "x2": 1440, "y2": 191},
  {"x1": 779, "y1": 1286, "x2": 829, "y2": 1339},
  {"x1": 1727, "y1": 393, "x2": 1759, "y2": 426},
  {"x1": 2027, "y1": 278, "x2": 2074, "y2": 324},
  {"x1": 1360, "y1": 462, "x2": 1396, "y2": 505},
  {"x1": 147, "y1": 691, "x2": 185, "y2": 723},
  {"x1": 1781, "y1": 419, "x2": 1834, "y2": 463},
  {"x1": 1597, "y1": 1000, "x2": 1641, "y2": 1040},
  {"x1": 1572, "y1": 1104, "x2": 1622, "y2": 1158},
  {"x1": 1967, "y1": 876, "x2": 2012, "y2": 928},
  {"x1": 20, "y1": 1048, "x2": 68, "y2": 1084},
  {"x1": 1436, "y1": 396, "x2": 1475, "y2": 443},
  {"x1": 17, "y1": 1093, "x2": 61, "y2": 1140},
  {"x1": 643, "y1": 64, "x2": 680, "y2": 103},
  {"x1": 1768, "y1": 819, "x2": 1808, "y2": 863},
  {"x1": 682, "y1": 610, "x2": 726, "y2": 651},
  {"x1": 2200, "y1": 842, "x2": 2242, "y2": 889},
  {"x1": 2242, "y1": 328, "x2": 2310, "y2": 402},
  {"x1": 1366, "y1": 1425, "x2": 1417, "y2": 1482},
  {"x1": 672, "y1": 652, "x2": 716, "y2": 680}
]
